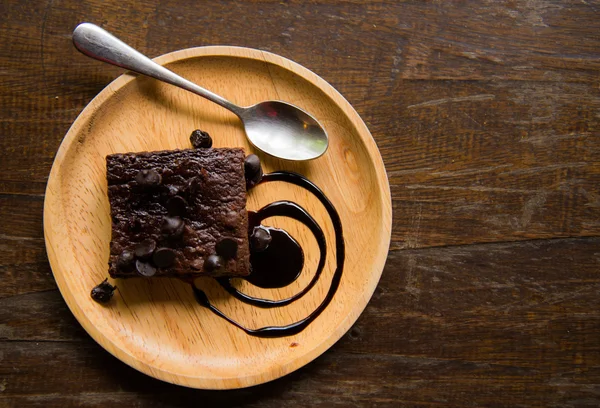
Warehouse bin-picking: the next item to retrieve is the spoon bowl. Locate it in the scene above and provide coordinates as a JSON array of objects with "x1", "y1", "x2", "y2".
[
  {"x1": 242, "y1": 101, "x2": 328, "y2": 161},
  {"x1": 72, "y1": 23, "x2": 329, "y2": 161}
]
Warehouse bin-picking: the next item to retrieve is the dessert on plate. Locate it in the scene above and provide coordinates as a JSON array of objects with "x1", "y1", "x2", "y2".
[
  {"x1": 106, "y1": 147, "x2": 250, "y2": 279},
  {"x1": 93, "y1": 129, "x2": 344, "y2": 339}
]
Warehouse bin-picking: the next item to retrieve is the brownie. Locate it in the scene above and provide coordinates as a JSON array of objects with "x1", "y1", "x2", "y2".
[{"x1": 106, "y1": 148, "x2": 250, "y2": 278}]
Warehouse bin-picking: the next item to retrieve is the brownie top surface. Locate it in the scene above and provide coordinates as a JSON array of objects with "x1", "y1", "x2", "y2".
[{"x1": 106, "y1": 148, "x2": 250, "y2": 278}]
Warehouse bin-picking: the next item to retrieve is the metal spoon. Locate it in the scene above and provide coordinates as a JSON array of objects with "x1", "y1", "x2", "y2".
[{"x1": 72, "y1": 23, "x2": 328, "y2": 161}]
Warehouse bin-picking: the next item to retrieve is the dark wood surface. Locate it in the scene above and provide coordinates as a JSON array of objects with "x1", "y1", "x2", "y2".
[{"x1": 1, "y1": 1, "x2": 599, "y2": 406}]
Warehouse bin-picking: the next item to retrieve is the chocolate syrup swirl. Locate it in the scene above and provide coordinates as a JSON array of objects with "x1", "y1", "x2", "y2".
[
  {"x1": 193, "y1": 171, "x2": 345, "y2": 338},
  {"x1": 217, "y1": 200, "x2": 326, "y2": 307}
]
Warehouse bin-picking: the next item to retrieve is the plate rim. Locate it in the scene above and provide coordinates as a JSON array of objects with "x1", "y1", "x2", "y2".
[{"x1": 44, "y1": 45, "x2": 392, "y2": 389}]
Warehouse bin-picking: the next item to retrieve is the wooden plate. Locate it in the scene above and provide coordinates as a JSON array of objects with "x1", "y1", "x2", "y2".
[{"x1": 44, "y1": 46, "x2": 391, "y2": 389}]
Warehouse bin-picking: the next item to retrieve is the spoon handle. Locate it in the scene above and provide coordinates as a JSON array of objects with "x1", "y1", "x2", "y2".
[{"x1": 72, "y1": 23, "x2": 244, "y2": 116}]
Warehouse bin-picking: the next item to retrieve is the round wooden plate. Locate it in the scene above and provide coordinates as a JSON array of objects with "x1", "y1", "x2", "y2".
[{"x1": 44, "y1": 46, "x2": 391, "y2": 389}]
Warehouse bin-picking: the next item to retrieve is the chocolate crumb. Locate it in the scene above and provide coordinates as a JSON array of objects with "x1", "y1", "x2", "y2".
[
  {"x1": 91, "y1": 278, "x2": 117, "y2": 304},
  {"x1": 190, "y1": 129, "x2": 213, "y2": 149}
]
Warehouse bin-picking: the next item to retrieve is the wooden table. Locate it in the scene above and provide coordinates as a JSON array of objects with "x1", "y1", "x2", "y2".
[{"x1": 2, "y1": 1, "x2": 599, "y2": 406}]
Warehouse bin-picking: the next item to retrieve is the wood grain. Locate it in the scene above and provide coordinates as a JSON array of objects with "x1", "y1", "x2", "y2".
[
  {"x1": 3, "y1": 238, "x2": 600, "y2": 407},
  {"x1": 2, "y1": 0, "x2": 600, "y2": 405}
]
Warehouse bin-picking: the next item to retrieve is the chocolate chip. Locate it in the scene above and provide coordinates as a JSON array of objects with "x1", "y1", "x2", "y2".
[
  {"x1": 117, "y1": 249, "x2": 135, "y2": 268},
  {"x1": 135, "y1": 169, "x2": 162, "y2": 187},
  {"x1": 244, "y1": 154, "x2": 263, "y2": 188},
  {"x1": 190, "y1": 129, "x2": 213, "y2": 149},
  {"x1": 134, "y1": 239, "x2": 156, "y2": 259},
  {"x1": 244, "y1": 154, "x2": 261, "y2": 173},
  {"x1": 216, "y1": 238, "x2": 238, "y2": 259},
  {"x1": 162, "y1": 216, "x2": 184, "y2": 237},
  {"x1": 250, "y1": 226, "x2": 272, "y2": 252},
  {"x1": 91, "y1": 278, "x2": 117, "y2": 304},
  {"x1": 204, "y1": 254, "x2": 223, "y2": 272},
  {"x1": 153, "y1": 247, "x2": 176, "y2": 268},
  {"x1": 136, "y1": 259, "x2": 157, "y2": 277},
  {"x1": 166, "y1": 196, "x2": 188, "y2": 216}
]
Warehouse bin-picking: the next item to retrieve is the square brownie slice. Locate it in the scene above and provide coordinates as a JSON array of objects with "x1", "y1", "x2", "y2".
[{"x1": 106, "y1": 148, "x2": 250, "y2": 278}]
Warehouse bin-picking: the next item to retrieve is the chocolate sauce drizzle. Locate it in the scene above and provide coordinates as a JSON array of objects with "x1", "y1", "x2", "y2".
[
  {"x1": 217, "y1": 200, "x2": 325, "y2": 307},
  {"x1": 192, "y1": 171, "x2": 345, "y2": 338}
]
